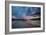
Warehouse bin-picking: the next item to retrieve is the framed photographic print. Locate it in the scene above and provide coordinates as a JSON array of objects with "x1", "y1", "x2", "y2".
[{"x1": 5, "y1": 1, "x2": 45, "y2": 34}]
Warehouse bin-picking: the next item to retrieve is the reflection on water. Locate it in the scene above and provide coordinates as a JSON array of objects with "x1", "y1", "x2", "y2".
[{"x1": 12, "y1": 18, "x2": 40, "y2": 29}]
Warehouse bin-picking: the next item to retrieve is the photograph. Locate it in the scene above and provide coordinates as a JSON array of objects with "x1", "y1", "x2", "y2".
[
  {"x1": 9, "y1": 4, "x2": 43, "y2": 32},
  {"x1": 12, "y1": 6, "x2": 41, "y2": 28}
]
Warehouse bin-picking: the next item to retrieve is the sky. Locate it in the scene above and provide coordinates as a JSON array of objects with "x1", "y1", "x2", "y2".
[{"x1": 12, "y1": 6, "x2": 41, "y2": 19}]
